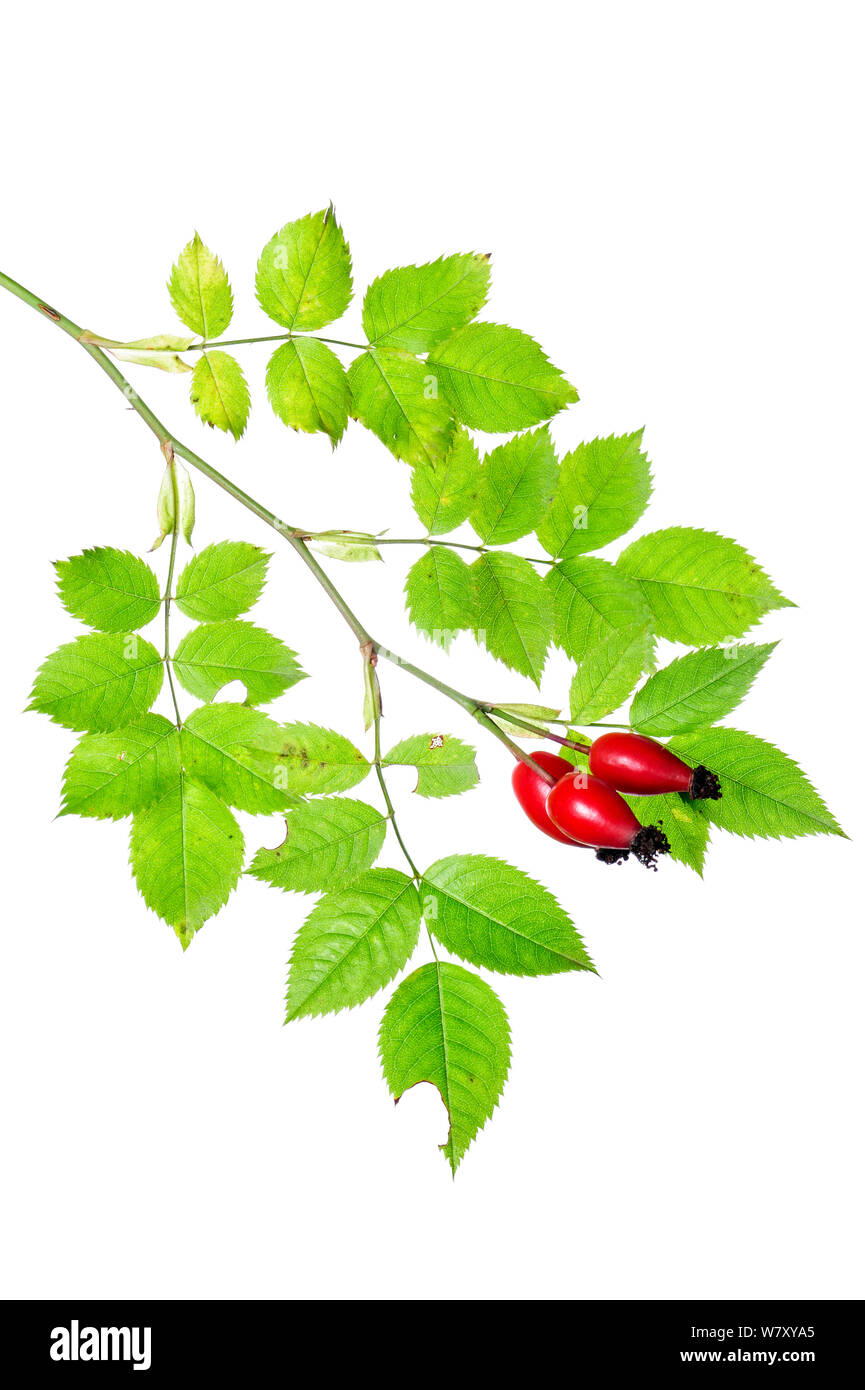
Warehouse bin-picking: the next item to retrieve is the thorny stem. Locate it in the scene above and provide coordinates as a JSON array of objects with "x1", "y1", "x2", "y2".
[{"x1": 0, "y1": 269, "x2": 556, "y2": 785}]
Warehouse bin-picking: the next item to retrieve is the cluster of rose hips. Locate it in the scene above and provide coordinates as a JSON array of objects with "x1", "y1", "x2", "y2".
[{"x1": 511, "y1": 732, "x2": 722, "y2": 868}]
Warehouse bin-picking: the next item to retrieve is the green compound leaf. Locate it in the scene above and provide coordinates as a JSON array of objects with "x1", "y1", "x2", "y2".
[
  {"x1": 380, "y1": 961, "x2": 510, "y2": 1174},
  {"x1": 422, "y1": 853, "x2": 595, "y2": 977},
  {"x1": 271, "y1": 723, "x2": 371, "y2": 795},
  {"x1": 630, "y1": 642, "x2": 777, "y2": 736},
  {"x1": 537, "y1": 429, "x2": 651, "y2": 558},
  {"x1": 471, "y1": 552, "x2": 553, "y2": 686},
  {"x1": 470, "y1": 427, "x2": 558, "y2": 546},
  {"x1": 623, "y1": 791, "x2": 710, "y2": 875},
  {"x1": 180, "y1": 703, "x2": 303, "y2": 814},
  {"x1": 172, "y1": 620, "x2": 305, "y2": 705},
  {"x1": 190, "y1": 351, "x2": 250, "y2": 439},
  {"x1": 285, "y1": 869, "x2": 421, "y2": 1021},
  {"x1": 59, "y1": 714, "x2": 180, "y2": 820},
  {"x1": 28, "y1": 632, "x2": 163, "y2": 733},
  {"x1": 248, "y1": 798, "x2": 387, "y2": 895},
  {"x1": 362, "y1": 253, "x2": 491, "y2": 353},
  {"x1": 55, "y1": 547, "x2": 161, "y2": 633},
  {"x1": 256, "y1": 207, "x2": 352, "y2": 331},
  {"x1": 347, "y1": 347, "x2": 455, "y2": 468},
  {"x1": 410, "y1": 427, "x2": 479, "y2": 536},
  {"x1": 569, "y1": 623, "x2": 655, "y2": 723},
  {"x1": 174, "y1": 541, "x2": 270, "y2": 623},
  {"x1": 544, "y1": 556, "x2": 654, "y2": 662},
  {"x1": 616, "y1": 527, "x2": 793, "y2": 644},
  {"x1": 265, "y1": 339, "x2": 349, "y2": 445},
  {"x1": 168, "y1": 233, "x2": 233, "y2": 340},
  {"x1": 382, "y1": 733, "x2": 479, "y2": 798},
  {"x1": 405, "y1": 548, "x2": 477, "y2": 650},
  {"x1": 428, "y1": 322, "x2": 578, "y2": 432},
  {"x1": 130, "y1": 773, "x2": 244, "y2": 948},
  {"x1": 668, "y1": 728, "x2": 844, "y2": 841}
]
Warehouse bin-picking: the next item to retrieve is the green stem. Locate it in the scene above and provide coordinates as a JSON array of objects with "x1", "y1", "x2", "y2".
[
  {"x1": 486, "y1": 707, "x2": 591, "y2": 754},
  {"x1": 375, "y1": 536, "x2": 557, "y2": 566},
  {"x1": 162, "y1": 453, "x2": 183, "y2": 727},
  {"x1": 187, "y1": 331, "x2": 369, "y2": 353},
  {"x1": 372, "y1": 703, "x2": 421, "y2": 881},
  {"x1": 0, "y1": 268, "x2": 553, "y2": 783}
]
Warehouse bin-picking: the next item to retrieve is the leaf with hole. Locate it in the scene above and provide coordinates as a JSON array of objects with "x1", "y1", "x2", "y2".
[
  {"x1": 172, "y1": 620, "x2": 304, "y2": 705},
  {"x1": 248, "y1": 798, "x2": 387, "y2": 895},
  {"x1": 382, "y1": 733, "x2": 479, "y2": 798},
  {"x1": 379, "y1": 961, "x2": 510, "y2": 1173}
]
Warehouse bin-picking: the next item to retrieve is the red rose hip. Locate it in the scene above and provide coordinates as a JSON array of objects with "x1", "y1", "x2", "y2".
[
  {"x1": 511, "y1": 750, "x2": 588, "y2": 846},
  {"x1": 588, "y1": 731, "x2": 721, "y2": 800},
  {"x1": 547, "y1": 771, "x2": 670, "y2": 868}
]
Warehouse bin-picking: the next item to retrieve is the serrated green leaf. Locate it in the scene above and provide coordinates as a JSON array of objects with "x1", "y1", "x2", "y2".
[
  {"x1": 28, "y1": 632, "x2": 163, "y2": 733},
  {"x1": 492, "y1": 703, "x2": 560, "y2": 738},
  {"x1": 174, "y1": 541, "x2": 269, "y2": 622},
  {"x1": 631, "y1": 643, "x2": 777, "y2": 736},
  {"x1": 470, "y1": 427, "x2": 558, "y2": 545},
  {"x1": 622, "y1": 791, "x2": 709, "y2": 874},
  {"x1": 190, "y1": 351, "x2": 249, "y2": 439},
  {"x1": 285, "y1": 869, "x2": 421, "y2": 1020},
  {"x1": 256, "y1": 207, "x2": 352, "y2": 330},
  {"x1": 537, "y1": 429, "x2": 651, "y2": 558},
  {"x1": 347, "y1": 347, "x2": 455, "y2": 468},
  {"x1": 248, "y1": 798, "x2": 386, "y2": 895},
  {"x1": 362, "y1": 253, "x2": 491, "y2": 353},
  {"x1": 410, "y1": 427, "x2": 479, "y2": 536},
  {"x1": 59, "y1": 714, "x2": 180, "y2": 820},
  {"x1": 471, "y1": 552, "x2": 553, "y2": 685},
  {"x1": 544, "y1": 556, "x2": 654, "y2": 662},
  {"x1": 55, "y1": 547, "x2": 161, "y2": 633},
  {"x1": 271, "y1": 723, "x2": 370, "y2": 794},
  {"x1": 380, "y1": 961, "x2": 510, "y2": 1173},
  {"x1": 266, "y1": 338, "x2": 349, "y2": 444},
  {"x1": 129, "y1": 773, "x2": 244, "y2": 947},
  {"x1": 422, "y1": 854, "x2": 594, "y2": 976},
  {"x1": 172, "y1": 620, "x2": 304, "y2": 705},
  {"x1": 617, "y1": 528, "x2": 792, "y2": 644},
  {"x1": 668, "y1": 728, "x2": 844, "y2": 840},
  {"x1": 428, "y1": 322, "x2": 578, "y2": 432},
  {"x1": 168, "y1": 233, "x2": 233, "y2": 339},
  {"x1": 569, "y1": 623, "x2": 655, "y2": 723},
  {"x1": 404, "y1": 547, "x2": 477, "y2": 650},
  {"x1": 382, "y1": 733, "x2": 479, "y2": 798},
  {"x1": 181, "y1": 704, "x2": 303, "y2": 813}
]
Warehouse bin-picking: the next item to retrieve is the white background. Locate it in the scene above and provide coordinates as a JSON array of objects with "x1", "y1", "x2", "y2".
[{"x1": 1, "y1": 2, "x2": 862, "y2": 1301}]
